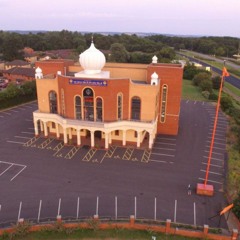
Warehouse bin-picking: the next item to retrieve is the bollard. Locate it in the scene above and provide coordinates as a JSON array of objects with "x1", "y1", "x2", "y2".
[
  {"x1": 165, "y1": 219, "x2": 171, "y2": 233},
  {"x1": 203, "y1": 224, "x2": 209, "y2": 235},
  {"x1": 56, "y1": 215, "x2": 62, "y2": 222},
  {"x1": 231, "y1": 229, "x2": 238, "y2": 240},
  {"x1": 18, "y1": 218, "x2": 24, "y2": 225},
  {"x1": 93, "y1": 214, "x2": 99, "y2": 221},
  {"x1": 130, "y1": 215, "x2": 135, "y2": 225}
]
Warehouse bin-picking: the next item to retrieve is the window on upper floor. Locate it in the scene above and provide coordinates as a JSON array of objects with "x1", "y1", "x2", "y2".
[
  {"x1": 160, "y1": 84, "x2": 168, "y2": 123},
  {"x1": 117, "y1": 93, "x2": 123, "y2": 120},
  {"x1": 131, "y1": 96, "x2": 141, "y2": 120},
  {"x1": 75, "y1": 96, "x2": 82, "y2": 120},
  {"x1": 49, "y1": 91, "x2": 57, "y2": 114}
]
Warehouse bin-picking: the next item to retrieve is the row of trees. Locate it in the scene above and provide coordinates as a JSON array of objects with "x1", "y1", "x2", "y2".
[
  {"x1": 0, "y1": 81, "x2": 36, "y2": 110},
  {"x1": 0, "y1": 30, "x2": 239, "y2": 62}
]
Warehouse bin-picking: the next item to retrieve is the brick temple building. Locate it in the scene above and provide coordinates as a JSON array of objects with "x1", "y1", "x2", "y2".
[{"x1": 33, "y1": 41, "x2": 183, "y2": 149}]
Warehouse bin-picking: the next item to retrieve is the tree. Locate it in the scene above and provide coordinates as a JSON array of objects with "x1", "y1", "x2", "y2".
[
  {"x1": 109, "y1": 43, "x2": 129, "y2": 63},
  {"x1": 221, "y1": 95, "x2": 233, "y2": 112},
  {"x1": 199, "y1": 79, "x2": 213, "y2": 92},
  {"x1": 183, "y1": 64, "x2": 199, "y2": 80}
]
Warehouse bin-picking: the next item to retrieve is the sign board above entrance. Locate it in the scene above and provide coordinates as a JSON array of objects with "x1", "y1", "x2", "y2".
[{"x1": 69, "y1": 79, "x2": 107, "y2": 87}]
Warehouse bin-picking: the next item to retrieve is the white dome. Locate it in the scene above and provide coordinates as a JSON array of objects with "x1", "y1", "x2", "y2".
[
  {"x1": 151, "y1": 72, "x2": 158, "y2": 79},
  {"x1": 35, "y1": 67, "x2": 42, "y2": 74},
  {"x1": 152, "y1": 55, "x2": 158, "y2": 64},
  {"x1": 79, "y1": 42, "x2": 106, "y2": 75}
]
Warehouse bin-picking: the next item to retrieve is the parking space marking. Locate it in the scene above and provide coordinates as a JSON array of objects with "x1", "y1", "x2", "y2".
[
  {"x1": 200, "y1": 169, "x2": 223, "y2": 176},
  {"x1": 15, "y1": 136, "x2": 32, "y2": 139},
  {"x1": 205, "y1": 145, "x2": 225, "y2": 151},
  {"x1": 153, "y1": 146, "x2": 175, "y2": 151},
  {"x1": 101, "y1": 146, "x2": 117, "y2": 163},
  {"x1": 0, "y1": 164, "x2": 13, "y2": 176},
  {"x1": 207, "y1": 136, "x2": 226, "y2": 142},
  {"x1": 202, "y1": 162, "x2": 222, "y2": 168},
  {"x1": 154, "y1": 142, "x2": 176, "y2": 146},
  {"x1": 1, "y1": 112, "x2": 11, "y2": 116},
  {"x1": 25, "y1": 119, "x2": 33, "y2": 122},
  {"x1": 11, "y1": 166, "x2": 27, "y2": 181},
  {"x1": 38, "y1": 138, "x2": 54, "y2": 149},
  {"x1": 53, "y1": 142, "x2": 64, "y2": 156},
  {"x1": 0, "y1": 161, "x2": 27, "y2": 181},
  {"x1": 8, "y1": 109, "x2": 19, "y2": 113},
  {"x1": 149, "y1": 159, "x2": 167, "y2": 163},
  {"x1": 203, "y1": 156, "x2": 224, "y2": 162},
  {"x1": 151, "y1": 152, "x2": 175, "y2": 157},
  {"x1": 21, "y1": 131, "x2": 34, "y2": 135},
  {"x1": 65, "y1": 146, "x2": 80, "y2": 159},
  {"x1": 23, "y1": 136, "x2": 39, "y2": 147},
  {"x1": 82, "y1": 149, "x2": 97, "y2": 162},
  {"x1": 7, "y1": 140, "x2": 25, "y2": 145},
  {"x1": 122, "y1": 148, "x2": 134, "y2": 160},
  {"x1": 198, "y1": 177, "x2": 223, "y2": 185},
  {"x1": 204, "y1": 150, "x2": 224, "y2": 156},
  {"x1": 156, "y1": 137, "x2": 176, "y2": 141},
  {"x1": 141, "y1": 149, "x2": 151, "y2": 163},
  {"x1": 0, "y1": 115, "x2": 4, "y2": 118}
]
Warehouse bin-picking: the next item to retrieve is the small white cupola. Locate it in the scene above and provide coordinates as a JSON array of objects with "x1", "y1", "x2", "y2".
[
  {"x1": 151, "y1": 72, "x2": 159, "y2": 85},
  {"x1": 35, "y1": 67, "x2": 43, "y2": 79},
  {"x1": 152, "y1": 55, "x2": 158, "y2": 64}
]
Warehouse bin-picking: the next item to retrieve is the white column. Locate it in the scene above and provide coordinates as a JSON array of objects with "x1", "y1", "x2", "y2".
[
  {"x1": 56, "y1": 123, "x2": 60, "y2": 138},
  {"x1": 91, "y1": 131, "x2": 95, "y2": 148},
  {"x1": 137, "y1": 131, "x2": 141, "y2": 148},
  {"x1": 34, "y1": 120, "x2": 39, "y2": 136},
  {"x1": 40, "y1": 121, "x2": 43, "y2": 132},
  {"x1": 109, "y1": 132, "x2": 112, "y2": 144},
  {"x1": 69, "y1": 128, "x2": 72, "y2": 140},
  {"x1": 77, "y1": 129, "x2": 81, "y2": 146},
  {"x1": 105, "y1": 132, "x2": 109, "y2": 149},
  {"x1": 149, "y1": 133, "x2": 154, "y2": 149},
  {"x1": 122, "y1": 130, "x2": 126, "y2": 146},
  {"x1": 43, "y1": 122, "x2": 48, "y2": 137},
  {"x1": 63, "y1": 128, "x2": 68, "y2": 144}
]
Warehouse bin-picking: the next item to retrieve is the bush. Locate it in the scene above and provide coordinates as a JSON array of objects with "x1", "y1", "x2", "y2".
[
  {"x1": 233, "y1": 193, "x2": 240, "y2": 220},
  {"x1": 192, "y1": 72, "x2": 211, "y2": 86},
  {"x1": 212, "y1": 76, "x2": 221, "y2": 90},
  {"x1": 202, "y1": 91, "x2": 210, "y2": 99},
  {"x1": 220, "y1": 95, "x2": 234, "y2": 112},
  {"x1": 209, "y1": 92, "x2": 218, "y2": 100},
  {"x1": 199, "y1": 79, "x2": 213, "y2": 92}
]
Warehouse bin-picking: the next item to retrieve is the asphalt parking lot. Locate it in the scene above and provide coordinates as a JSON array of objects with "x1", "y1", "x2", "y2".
[{"x1": 0, "y1": 100, "x2": 229, "y2": 229}]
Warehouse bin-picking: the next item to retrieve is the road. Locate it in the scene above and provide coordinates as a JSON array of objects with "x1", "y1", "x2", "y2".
[{"x1": 178, "y1": 52, "x2": 240, "y2": 89}]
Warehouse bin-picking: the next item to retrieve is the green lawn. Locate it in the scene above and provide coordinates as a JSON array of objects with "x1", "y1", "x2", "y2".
[{"x1": 182, "y1": 79, "x2": 207, "y2": 101}]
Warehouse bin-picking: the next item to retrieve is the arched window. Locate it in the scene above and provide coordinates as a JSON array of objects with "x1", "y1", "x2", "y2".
[
  {"x1": 83, "y1": 88, "x2": 94, "y2": 121},
  {"x1": 61, "y1": 88, "x2": 65, "y2": 116},
  {"x1": 117, "y1": 93, "x2": 123, "y2": 120},
  {"x1": 96, "y1": 97, "x2": 103, "y2": 121},
  {"x1": 160, "y1": 84, "x2": 168, "y2": 123},
  {"x1": 131, "y1": 96, "x2": 141, "y2": 120},
  {"x1": 49, "y1": 91, "x2": 57, "y2": 114},
  {"x1": 75, "y1": 96, "x2": 82, "y2": 120}
]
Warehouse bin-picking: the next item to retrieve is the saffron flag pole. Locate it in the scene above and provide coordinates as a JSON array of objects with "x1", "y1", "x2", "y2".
[{"x1": 197, "y1": 62, "x2": 230, "y2": 196}]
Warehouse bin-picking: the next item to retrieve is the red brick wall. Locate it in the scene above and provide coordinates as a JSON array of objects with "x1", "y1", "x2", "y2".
[
  {"x1": 147, "y1": 64, "x2": 183, "y2": 135},
  {"x1": 58, "y1": 76, "x2": 130, "y2": 121}
]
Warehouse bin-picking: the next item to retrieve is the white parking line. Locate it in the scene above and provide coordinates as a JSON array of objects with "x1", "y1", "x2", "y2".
[
  {"x1": 156, "y1": 137, "x2": 176, "y2": 141},
  {"x1": 21, "y1": 131, "x2": 34, "y2": 134},
  {"x1": 14, "y1": 136, "x2": 32, "y2": 139},
  {"x1": 203, "y1": 156, "x2": 224, "y2": 162},
  {"x1": 198, "y1": 178, "x2": 223, "y2": 185},
  {"x1": 153, "y1": 147, "x2": 176, "y2": 151},
  {"x1": 149, "y1": 159, "x2": 167, "y2": 163},
  {"x1": 205, "y1": 146, "x2": 225, "y2": 150},
  {"x1": 209, "y1": 127, "x2": 226, "y2": 132},
  {"x1": 11, "y1": 166, "x2": 27, "y2": 181},
  {"x1": 0, "y1": 115, "x2": 4, "y2": 118},
  {"x1": 25, "y1": 119, "x2": 33, "y2": 122},
  {"x1": 1, "y1": 112, "x2": 11, "y2": 115},
  {"x1": 200, "y1": 169, "x2": 223, "y2": 176},
  {"x1": 8, "y1": 109, "x2": 19, "y2": 113},
  {"x1": 204, "y1": 151, "x2": 224, "y2": 156},
  {"x1": 7, "y1": 140, "x2": 25, "y2": 145},
  {"x1": 0, "y1": 164, "x2": 13, "y2": 176},
  {"x1": 154, "y1": 142, "x2": 176, "y2": 146},
  {"x1": 207, "y1": 136, "x2": 226, "y2": 142},
  {"x1": 202, "y1": 162, "x2": 222, "y2": 168},
  {"x1": 151, "y1": 152, "x2": 175, "y2": 157},
  {"x1": 23, "y1": 105, "x2": 33, "y2": 109}
]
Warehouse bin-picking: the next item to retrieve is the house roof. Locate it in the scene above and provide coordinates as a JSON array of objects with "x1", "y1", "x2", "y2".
[
  {"x1": 6, "y1": 60, "x2": 30, "y2": 66},
  {"x1": 3, "y1": 67, "x2": 35, "y2": 78}
]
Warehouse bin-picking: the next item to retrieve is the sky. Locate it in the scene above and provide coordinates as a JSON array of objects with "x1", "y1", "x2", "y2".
[{"x1": 0, "y1": 0, "x2": 240, "y2": 38}]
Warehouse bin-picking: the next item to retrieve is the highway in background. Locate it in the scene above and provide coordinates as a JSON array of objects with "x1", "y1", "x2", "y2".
[{"x1": 178, "y1": 52, "x2": 240, "y2": 89}]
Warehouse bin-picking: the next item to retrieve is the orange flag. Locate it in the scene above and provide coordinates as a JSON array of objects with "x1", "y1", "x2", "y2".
[
  {"x1": 222, "y1": 67, "x2": 230, "y2": 77},
  {"x1": 220, "y1": 203, "x2": 234, "y2": 216}
]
